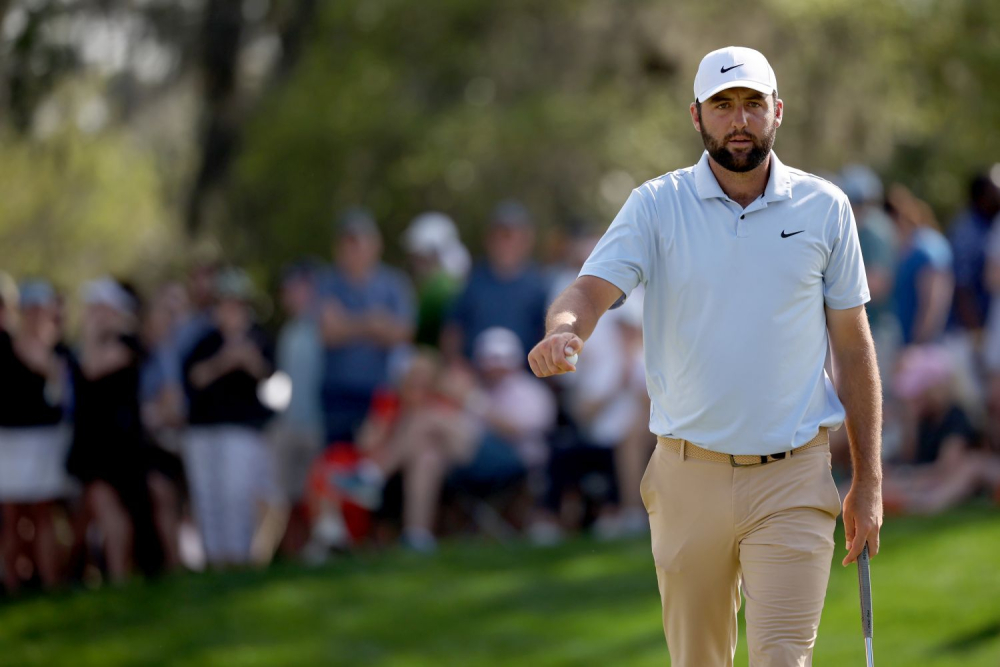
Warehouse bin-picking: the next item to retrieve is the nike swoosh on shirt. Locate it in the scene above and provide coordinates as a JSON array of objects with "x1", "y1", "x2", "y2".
[
  {"x1": 781, "y1": 230, "x2": 805, "y2": 238},
  {"x1": 720, "y1": 64, "x2": 744, "y2": 73}
]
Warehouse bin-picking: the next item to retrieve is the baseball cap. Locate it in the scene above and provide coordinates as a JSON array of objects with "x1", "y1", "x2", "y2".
[
  {"x1": 83, "y1": 277, "x2": 137, "y2": 314},
  {"x1": 281, "y1": 258, "x2": 320, "y2": 284},
  {"x1": 840, "y1": 165, "x2": 884, "y2": 205},
  {"x1": 214, "y1": 267, "x2": 256, "y2": 302},
  {"x1": 403, "y1": 212, "x2": 459, "y2": 255},
  {"x1": 19, "y1": 279, "x2": 55, "y2": 309},
  {"x1": 336, "y1": 206, "x2": 380, "y2": 237},
  {"x1": 694, "y1": 46, "x2": 777, "y2": 103},
  {"x1": 490, "y1": 199, "x2": 532, "y2": 228},
  {"x1": 473, "y1": 327, "x2": 524, "y2": 370}
]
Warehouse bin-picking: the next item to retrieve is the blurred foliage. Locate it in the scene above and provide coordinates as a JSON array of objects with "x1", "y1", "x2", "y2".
[
  {"x1": 0, "y1": 80, "x2": 178, "y2": 292},
  {"x1": 2, "y1": 0, "x2": 1000, "y2": 287},
  {"x1": 230, "y1": 0, "x2": 1000, "y2": 274}
]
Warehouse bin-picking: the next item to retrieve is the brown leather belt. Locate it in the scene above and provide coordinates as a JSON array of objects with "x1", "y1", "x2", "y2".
[{"x1": 656, "y1": 427, "x2": 829, "y2": 467}]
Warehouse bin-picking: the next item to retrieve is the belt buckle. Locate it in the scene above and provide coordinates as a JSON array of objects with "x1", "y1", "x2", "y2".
[
  {"x1": 729, "y1": 451, "x2": 787, "y2": 468},
  {"x1": 729, "y1": 454, "x2": 768, "y2": 468}
]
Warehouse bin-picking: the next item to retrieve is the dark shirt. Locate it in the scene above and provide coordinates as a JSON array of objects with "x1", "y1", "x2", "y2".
[
  {"x1": 183, "y1": 326, "x2": 274, "y2": 428},
  {"x1": 948, "y1": 207, "x2": 994, "y2": 328},
  {"x1": 916, "y1": 405, "x2": 975, "y2": 465},
  {"x1": 448, "y1": 262, "x2": 549, "y2": 359},
  {"x1": 68, "y1": 342, "x2": 145, "y2": 484},
  {"x1": 0, "y1": 331, "x2": 66, "y2": 427}
]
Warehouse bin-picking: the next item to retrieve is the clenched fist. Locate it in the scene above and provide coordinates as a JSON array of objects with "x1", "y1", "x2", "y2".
[{"x1": 528, "y1": 332, "x2": 583, "y2": 377}]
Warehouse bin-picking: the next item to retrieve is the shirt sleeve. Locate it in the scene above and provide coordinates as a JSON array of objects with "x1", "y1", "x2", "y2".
[
  {"x1": 823, "y1": 198, "x2": 872, "y2": 310},
  {"x1": 923, "y1": 232, "x2": 954, "y2": 271},
  {"x1": 579, "y1": 187, "x2": 656, "y2": 303}
]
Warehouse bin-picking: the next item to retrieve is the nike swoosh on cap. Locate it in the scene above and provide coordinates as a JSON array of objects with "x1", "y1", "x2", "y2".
[{"x1": 720, "y1": 64, "x2": 744, "y2": 73}]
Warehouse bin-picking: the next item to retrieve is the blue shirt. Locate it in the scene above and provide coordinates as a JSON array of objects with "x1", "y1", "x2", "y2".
[
  {"x1": 140, "y1": 343, "x2": 180, "y2": 404},
  {"x1": 449, "y1": 262, "x2": 549, "y2": 359},
  {"x1": 894, "y1": 228, "x2": 953, "y2": 345},
  {"x1": 318, "y1": 264, "x2": 415, "y2": 396},
  {"x1": 580, "y1": 151, "x2": 870, "y2": 455},
  {"x1": 276, "y1": 316, "x2": 324, "y2": 432}
]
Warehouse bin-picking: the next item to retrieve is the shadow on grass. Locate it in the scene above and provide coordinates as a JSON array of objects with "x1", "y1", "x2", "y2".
[
  {"x1": 932, "y1": 619, "x2": 1000, "y2": 656},
  {"x1": 0, "y1": 536, "x2": 664, "y2": 666}
]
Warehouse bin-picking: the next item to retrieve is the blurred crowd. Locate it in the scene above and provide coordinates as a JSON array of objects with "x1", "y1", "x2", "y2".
[{"x1": 3, "y1": 167, "x2": 1000, "y2": 595}]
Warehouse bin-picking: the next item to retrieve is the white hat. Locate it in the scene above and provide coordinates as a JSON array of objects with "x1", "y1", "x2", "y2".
[
  {"x1": 404, "y1": 211, "x2": 471, "y2": 279},
  {"x1": 403, "y1": 212, "x2": 459, "y2": 254},
  {"x1": 83, "y1": 277, "x2": 136, "y2": 314},
  {"x1": 694, "y1": 46, "x2": 777, "y2": 103},
  {"x1": 473, "y1": 327, "x2": 524, "y2": 370}
]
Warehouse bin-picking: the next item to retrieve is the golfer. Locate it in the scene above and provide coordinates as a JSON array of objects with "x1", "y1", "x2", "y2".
[{"x1": 528, "y1": 46, "x2": 883, "y2": 666}]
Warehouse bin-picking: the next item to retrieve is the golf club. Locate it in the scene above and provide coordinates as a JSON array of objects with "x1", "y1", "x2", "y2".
[{"x1": 857, "y1": 542, "x2": 874, "y2": 667}]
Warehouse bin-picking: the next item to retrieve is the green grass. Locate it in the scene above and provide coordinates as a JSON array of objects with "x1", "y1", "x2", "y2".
[{"x1": 1, "y1": 504, "x2": 999, "y2": 666}]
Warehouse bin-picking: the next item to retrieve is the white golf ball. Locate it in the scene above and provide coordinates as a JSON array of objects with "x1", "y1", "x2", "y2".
[{"x1": 565, "y1": 348, "x2": 578, "y2": 366}]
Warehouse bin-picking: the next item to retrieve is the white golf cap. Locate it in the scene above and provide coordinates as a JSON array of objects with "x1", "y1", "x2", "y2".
[
  {"x1": 473, "y1": 326, "x2": 524, "y2": 370},
  {"x1": 694, "y1": 46, "x2": 777, "y2": 103}
]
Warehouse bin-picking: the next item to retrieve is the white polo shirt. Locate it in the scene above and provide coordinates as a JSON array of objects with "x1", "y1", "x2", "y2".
[{"x1": 580, "y1": 151, "x2": 870, "y2": 455}]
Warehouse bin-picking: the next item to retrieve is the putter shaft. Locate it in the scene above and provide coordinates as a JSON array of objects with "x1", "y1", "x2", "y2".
[{"x1": 858, "y1": 543, "x2": 874, "y2": 665}]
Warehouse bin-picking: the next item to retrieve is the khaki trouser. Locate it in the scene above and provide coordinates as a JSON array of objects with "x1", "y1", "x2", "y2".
[{"x1": 640, "y1": 438, "x2": 842, "y2": 667}]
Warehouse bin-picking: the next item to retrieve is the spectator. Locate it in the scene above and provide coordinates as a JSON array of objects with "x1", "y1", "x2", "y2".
[
  {"x1": 139, "y1": 282, "x2": 191, "y2": 572},
  {"x1": 318, "y1": 208, "x2": 416, "y2": 444},
  {"x1": 537, "y1": 230, "x2": 651, "y2": 542},
  {"x1": 338, "y1": 328, "x2": 556, "y2": 553},
  {"x1": 883, "y1": 345, "x2": 1000, "y2": 514},
  {"x1": 440, "y1": 200, "x2": 549, "y2": 363},
  {"x1": 403, "y1": 212, "x2": 469, "y2": 348},
  {"x1": 948, "y1": 173, "x2": 1000, "y2": 332},
  {"x1": 268, "y1": 262, "x2": 325, "y2": 557},
  {"x1": 0, "y1": 281, "x2": 71, "y2": 593},
  {"x1": 888, "y1": 185, "x2": 954, "y2": 346},
  {"x1": 439, "y1": 328, "x2": 557, "y2": 549},
  {"x1": 66, "y1": 278, "x2": 159, "y2": 582},
  {"x1": 182, "y1": 268, "x2": 275, "y2": 566},
  {"x1": 336, "y1": 349, "x2": 477, "y2": 544},
  {"x1": 169, "y1": 262, "x2": 218, "y2": 398},
  {"x1": 840, "y1": 165, "x2": 900, "y2": 367}
]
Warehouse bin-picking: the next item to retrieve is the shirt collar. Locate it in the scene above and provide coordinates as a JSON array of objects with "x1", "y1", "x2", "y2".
[{"x1": 694, "y1": 150, "x2": 793, "y2": 203}]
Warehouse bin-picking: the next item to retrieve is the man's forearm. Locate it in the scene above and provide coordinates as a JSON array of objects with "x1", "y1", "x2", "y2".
[
  {"x1": 529, "y1": 276, "x2": 624, "y2": 377},
  {"x1": 544, "y1": 283, "x2": 606, "y2": 342},
  {"x1": 833, "y1": 341, "x2": 883, "y2": 483}
]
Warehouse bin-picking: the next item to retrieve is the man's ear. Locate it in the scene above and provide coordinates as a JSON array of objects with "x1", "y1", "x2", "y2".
[
  {"x1": 689, "y1": 102, "x2": 701, "y2": 132},
  {"x1": 773, "y1": 97, "x2": 784, "y2": 128}
]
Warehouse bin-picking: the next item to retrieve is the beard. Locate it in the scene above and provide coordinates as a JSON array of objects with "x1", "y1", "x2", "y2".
[{"x1": 699, "y1": 117, "x2": 776, "y2": 173}]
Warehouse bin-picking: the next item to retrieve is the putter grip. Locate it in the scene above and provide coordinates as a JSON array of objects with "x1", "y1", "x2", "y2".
[{"x1": 857, "y1": 543, "x2": 874, "y2": 639}]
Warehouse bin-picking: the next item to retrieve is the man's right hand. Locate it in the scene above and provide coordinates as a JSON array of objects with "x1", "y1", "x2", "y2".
[{"x1": 527, "y1": 333, "x2": 583, "y2": 377}]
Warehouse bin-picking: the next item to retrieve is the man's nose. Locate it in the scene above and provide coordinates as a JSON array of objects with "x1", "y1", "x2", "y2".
[{"x1": 732, "y1": 107, "x2": 749, "y2": 128}]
